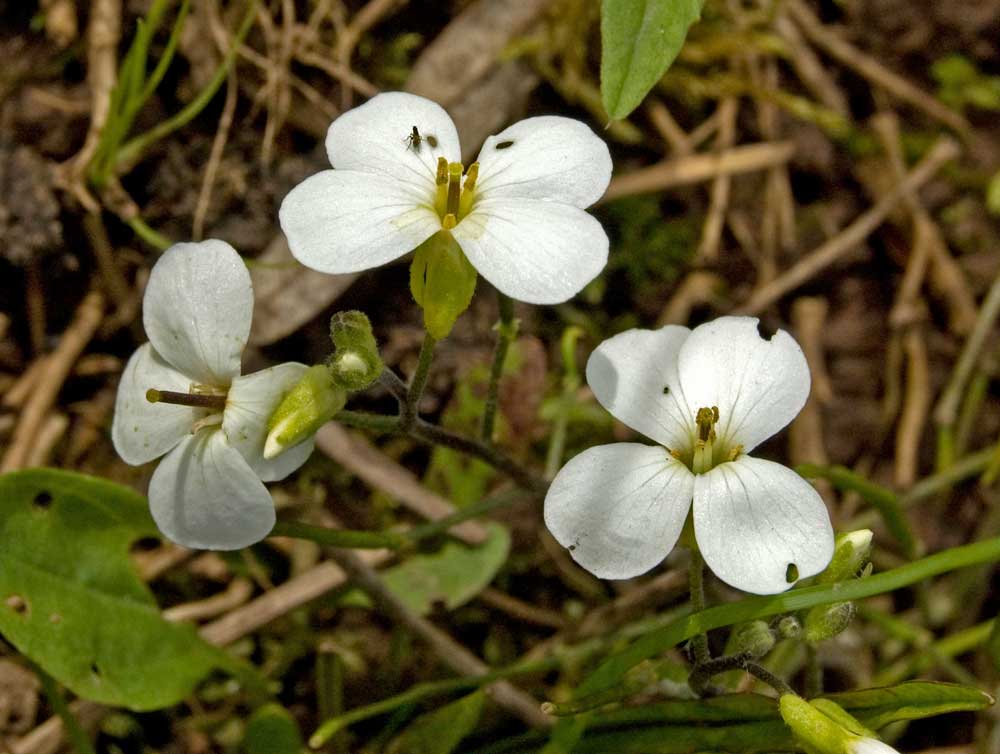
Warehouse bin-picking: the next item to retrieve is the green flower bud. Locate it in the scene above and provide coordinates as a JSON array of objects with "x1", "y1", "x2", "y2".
[
  {"x1": 264, "y1": 365, "x2": 347, "y2": 459},
  {"x1": 780, "y1": 695, "x2": 889, "y2": 754},
  {"x1": 729, "y1": 620, "x2": 776, "y2": 658},
  {"x1": 804, "y1": 601, "x2": 856, "y2": 643},
  {"x1": 328, "y1": 310, "x2": 382, "y2": 391},
  {"x1": 818, "y1": 530, "x2": 873, "y2": 584},
  {"x1": 778, "y1": 615, "x2": 803, "y2": 640},
  {"x1": 410, "y1": 230, "x2": 477, "y2": 340}
]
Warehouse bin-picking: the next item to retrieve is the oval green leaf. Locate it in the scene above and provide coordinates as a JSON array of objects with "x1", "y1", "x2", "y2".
[
  {"x1": 0, "y1": 469, "x2": 241, "y2": 710},
  {"x1": 601, "y1": 0, "x2": 703, "y2": 120},
  {"x1": 387, "y1": 691, "x2": 484, "y2": 754}
]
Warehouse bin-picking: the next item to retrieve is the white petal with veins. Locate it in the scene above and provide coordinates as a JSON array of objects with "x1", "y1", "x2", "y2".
[
  {"x1": 544, "y1": 443, "x2": 694, "y2": 580},
  {"x1": 142, "y1": 240, "x2": 252, "y2": 387},
  {"x1": 112, "y1": 343, "x2": 199, "y2": 466},
  {"x1": 148, "y1": 430, "x2": 276, "y2": 550},
  {"x1": 693, "y1": 456, "x2": 833, "y2": 595}
]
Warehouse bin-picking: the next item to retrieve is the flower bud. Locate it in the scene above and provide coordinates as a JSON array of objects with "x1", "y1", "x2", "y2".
[
  {"x1": 328, "y1": 311, "x2": 382, "y2": 391},
  {"x1": 409, "y1": 231, "x2": 477, "y2": 340},
  {"x1": 818, "y1": 530, "x2": 873, "y2": 584},
  {"x1": 804, "y1": 601, "x2": 856, "y2": 643},
  {"x1": 264, "y1": 365, "x2": 347, "y2": 459},
  {"x1": 779, "y1": 695, "x2": 894, "y2": 754},
  {"x1": 729, "y1": 620, "x2": 776, "y2": 658},
  {"x1": 777, "y1": 615, "x2": 803, "y2": 640}
]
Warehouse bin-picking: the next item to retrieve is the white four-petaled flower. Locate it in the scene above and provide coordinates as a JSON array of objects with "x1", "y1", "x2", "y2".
[
  {"x1": 111, "y1": 240, "x2": 314, "y2": 550},
  {"x1": 544, "y1": 316, "x2": 834, "y2": 595},
  {"x1": 279, "y1": 92, "x2": 613, "y2": 304}
]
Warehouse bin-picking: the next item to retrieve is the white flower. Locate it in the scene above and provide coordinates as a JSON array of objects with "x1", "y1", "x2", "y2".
[
  {"x1": 111, "y1": 240, "x2": 314, "y2": 550},
  {"x1": 278, "y1": 92, "x2": 612, "y2": 305},
  {"x1": 850, "y1": 738, "x2": 900, "y2": 754},
  {"x1": 543, "y1": 316, "x2": 834, "y2": 595}
]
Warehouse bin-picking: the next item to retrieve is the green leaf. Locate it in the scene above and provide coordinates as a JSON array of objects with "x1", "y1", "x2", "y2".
[
  {"x1": 824, "y1": 681, "x2": 994, "y2": 730},
  {"x1": 0, "y1": 469, "x2": 241, "y2": 710},
  {"x1": 600, "y1": 0, "x2": 703, "y2": 120},
  {"x1": 342, "y1": 524, "x2": 509, "y2": 615},
  {"x1": 387, "y1": 691, "x2": 484, "y2": 754},
  {"x1": 244, "y1": 704, "x2": 305, "y2": 754}
]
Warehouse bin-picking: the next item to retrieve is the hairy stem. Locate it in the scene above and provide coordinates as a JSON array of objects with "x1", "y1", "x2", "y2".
[{"x1": 688, "y1": 548, "x2": 711, "y2": 666}]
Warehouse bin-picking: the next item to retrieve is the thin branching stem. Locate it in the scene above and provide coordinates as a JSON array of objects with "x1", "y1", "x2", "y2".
[
  {"x1": 688, "y1": 548, "x2": 711, "y2": 665},
  {"x1": 480, "y1": 293, "x2": 515, "y2": 444},
  {"x1": 401, "y1": 333, "x2": 436, "y2": 430}
]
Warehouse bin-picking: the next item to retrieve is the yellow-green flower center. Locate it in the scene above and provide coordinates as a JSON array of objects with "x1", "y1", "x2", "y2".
[
  {"x1": 670, "y1": 405, "x2": 743, "y2": 473},
  {"x1": 434, "y1": 157, "x2": 479, "y2": 229}
]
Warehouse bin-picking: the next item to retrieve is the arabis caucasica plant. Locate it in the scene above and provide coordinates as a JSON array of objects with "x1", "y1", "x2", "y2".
[
  {"x1": 279, "y1": 92, "x2": 612, "y2": 308},
  {"x1": 544, "y1": 316, "x2": 834, "y2": 595},
  {"x1": 112, "y1": 240, "x2": 313, "y2": 550}
]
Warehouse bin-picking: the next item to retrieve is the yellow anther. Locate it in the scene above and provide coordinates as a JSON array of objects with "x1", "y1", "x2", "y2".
[
  {"x1": 442, "y1": 213, "x2": 457, "y2": 230},
  {"x1": 695, "y1": 406, "x2": 718, "y2": 442},
  {"x1": 463, "y1": 162, "x2": 479, "y2": 193},
  {"x1": 692, "y1": 406, "x2": 720, "y2": 474},
  {"x1": 435, "y1": 157, "x2": 448, "y2": 185},
  {"x1": 727, "y1": 444, "x2": 744, "y2": 462}
]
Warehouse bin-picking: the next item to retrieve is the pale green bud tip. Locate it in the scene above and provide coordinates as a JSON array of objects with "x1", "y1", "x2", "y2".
[
  {"x1": 328, "y1": 311, "x2": 382, "y2": 391},
  {"x1": 730, "y1": 620, "x2": 775, "y2": 658},
  {"x1": 779, "y1": 695, "x2": 847, "y2": 754},
  {"x1": 778, "y1": 616, "x2": 802, "y2": 640},
  {"x1": 820, "y1": 529, "x2": 874, "y2": 584},
  {"x1": 804, "y1": 601, "x2": 856, "y2": 643},
  {"x1": 849, "y1": 738, "x2": 900, "y2": 754},
  {"x1": 263, "y1": 366, "x2": 347, "y2": 460}
]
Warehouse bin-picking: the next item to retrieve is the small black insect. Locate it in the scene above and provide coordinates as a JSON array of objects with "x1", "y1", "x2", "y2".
[
  {"x1": 404, "y1": 125, "x2": 422, "y2": 151},
  {"x1": 495, "y1": 140, "x2": 515, "y2": 150}
]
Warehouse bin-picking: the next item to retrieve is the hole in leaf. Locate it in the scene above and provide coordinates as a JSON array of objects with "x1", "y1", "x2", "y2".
[
  {"x1": 785, "y1": 563, "x2": 799, "y2": 583},
  {"x1": 32, "y1": 491, "x2": 52, "y2": 509},
  {"x1": 496, "y1": 140, "x2": 514, "y2": 150},
  {"x1": 756, "y1": 320, "x2": 778, "y2": 341},
  {"x1": 90, "y1": 662, "x2": 101, "y2": 679},
  {"x1": 5, "y1": 595, "x2": 27, "y2": 616}
]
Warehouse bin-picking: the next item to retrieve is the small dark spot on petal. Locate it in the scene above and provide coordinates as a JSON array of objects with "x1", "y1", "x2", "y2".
[
  {"x1": 756, "y1": 320, "x2": 779, "y2": 341},
  {"x1": 426, "y1": 135, "x2": 438, "y2": 148},
  {"x1": 496, "y1": 140, "x2": 514, "y2": 150},
  {"x1": 32, "y1": 491, "x2": 52, "y2": 509},
  {"x1": 785, "y1": 563, "x2": 799, "y2": 583},
  {"x1": 568, "y1": 544, "x2": 576, "y2": 552},
  {"x1": 662, "y1": 385, "x2": 671, "y2": 395}
]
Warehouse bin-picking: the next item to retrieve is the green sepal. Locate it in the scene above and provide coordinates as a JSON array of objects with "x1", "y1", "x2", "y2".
[
  {"x1": 804, "y1": 601, "x2": 857, "y2": 643},
  {"x1": 410, "y1": 231, "x2": 477, "y2": 340},
  {"x1": 818, "y1": 530, "x2": 873, "y2": 585},
  {"x1": 265, "y1": 365, "x2": 347, "y2": 459},
  {"x1": 328, "y1": 310, "x2": 383, "y2": 391},
  {"x1": 778, "y1": 694, "x2": 850, "y2": 754},
  {"x1": 729, "y1": 620, "x2": 776, "y2": 659}
]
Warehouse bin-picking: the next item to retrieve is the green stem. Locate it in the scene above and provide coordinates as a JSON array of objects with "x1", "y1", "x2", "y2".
[
  {"x1": 688, "y1": 549, "x2": 711, "y2": 666},
  {"x1": 115, "y1": 0, "x2": 257, "y2": 169},
  {"x1": 270, "y1": 520, "x2": 407, "y2": 550},
  {"x1": 687, "y1": 653, "x2": 750, "y2": 696},
  {"x1": 33, "y1": 664, "x2": 97, "y2": 754},
  {"x1": 402, "y1": 333, "x2": 437, "y2": 430},
  {"x1": 575, "y1": 535, "x2": 1000, "y2": 699},
  {"x1": 405, "y1": 488, "x2": 525, "y2": 542},
  {"x1": 744, "y1": 662, "x2": 795, "y2": 696},
  {"x1": 804, "y1": 644, "x2": 822, "y2": 698},
  {"x1": 126, "y1": 215, "x2": 171, "y2": 251},
  {"x1": 480, "y1": 293, "x2": 516, "y2": 444},
  {"x1": 334, "y1": 410, "x2": 401, "y2": 434}
]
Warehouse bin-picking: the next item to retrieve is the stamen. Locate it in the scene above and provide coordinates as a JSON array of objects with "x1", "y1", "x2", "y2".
[
  {"x1": 434, "y1": 157, "x2": 449, "y2": 217},
  {"x1": 459, "y1": 162, "x2": 479, "y2": 218},
  {"x1": 146, "y1": 389, "x2": 227, "y2": 411},
  {"x1": 692, "y1": 406, "x2": 720, "y2": 474},
  {"x1": 446, "y1": 162, "x2": 463, "y2": 217}
]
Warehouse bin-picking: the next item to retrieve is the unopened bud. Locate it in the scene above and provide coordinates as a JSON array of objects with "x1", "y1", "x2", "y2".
[
  {"x1": 818, "y1": 530, "x2": 873, "y2": 584},
  {"x1": 778, "y1": 616, "x2": 803, "y2": 640},
  {"x1": 328, "y1": 311, "x2": 382, "y2": 391},
  {"x1": 409, "y1": 231, "x2": 477, "y2": 340},
  {"x1": 804, "y1": 601, "x2": 856, "y2": 643},
  {"x1": 730, "y1": 620, "x2": 775, "y2": 658},
  {"x1": 779, "y1": 695, "x2": 888, "y2": 754},
  {"x1": 264, "y1": 365, "x2": 347, "y2": 459}
]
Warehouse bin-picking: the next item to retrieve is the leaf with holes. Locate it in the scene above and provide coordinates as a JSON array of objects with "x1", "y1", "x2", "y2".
[
  {"x1": 601, "y1": 0, "x2": 703, "y2": 120},
  {"x1": 0, "y1": 469, "x2": 243, "y2": 710}
]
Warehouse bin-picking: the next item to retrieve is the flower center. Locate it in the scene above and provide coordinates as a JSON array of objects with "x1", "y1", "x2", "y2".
[
  {"x1": 433, "y1": 157, "x2": 478, "y2": 229},
  {"x1": 670, "y1": 405, "x2": 744, "y2": 474}
]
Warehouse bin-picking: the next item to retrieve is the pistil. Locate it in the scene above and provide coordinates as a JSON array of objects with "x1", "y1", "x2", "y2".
[
  {"x1": 433, "y1": 157, "x2": 479, "y2": 230},
  {"x1": 692, "y1": 406, "x2": 719, "y2": 474},
  {"x1": 146, "y1": 388, "x2": 227, "y2": 411}
]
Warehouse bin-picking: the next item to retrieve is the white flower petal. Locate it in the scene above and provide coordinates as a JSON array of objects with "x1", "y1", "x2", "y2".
[
  {"x1": 325, "y1": 92, "x2": 461, "y2": 193},
  {"x1": 111, "y1": 344, "x2": 199, "y2": 465},
  {"x1": 280, "y1": 170, "x2": 441, "y2": 274},
  {"x1": 544, "y1": 443, "x2": 694, "y2": 580},
  {"x1": 851, "y1": 738, "x2": 900, "y2": 754},
  {"x1": 148, "y1": 430, "x2": 276, "y2": 550},
  {"x1": 143, "y1": 240, "x2": 252, "y2": 387},
  {"x1": 224, "y1": 362, "x2": 314, "y2": 482},
  {"x1": 693, "y1": 456, "x2": 834, "y2": 595},
  {"x1": 474, "y1": 116, "x2": 612, "y2": 208},
  {"x1": 677, "y1": 316, "x2": 810, "y2": 453},
  {"x1": 585, "y1": 326, "x2": 694, "y2": 451},
  {"x1": 451, "y1": 198, "x2": 608, "y2": 304}
]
